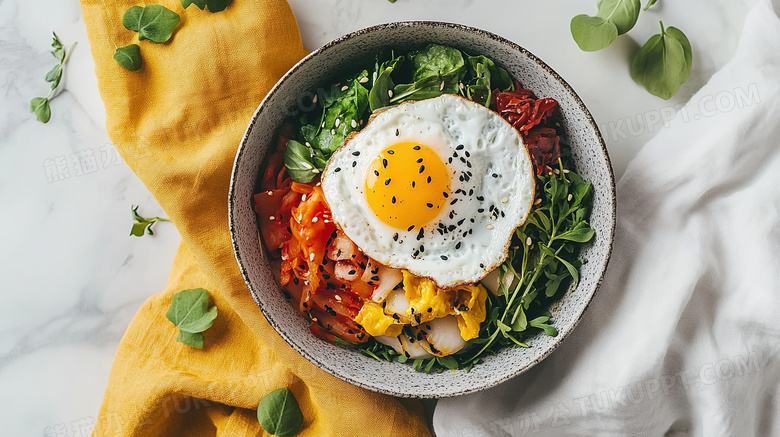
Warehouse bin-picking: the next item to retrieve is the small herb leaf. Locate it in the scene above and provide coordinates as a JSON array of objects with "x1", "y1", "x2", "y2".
[
  {"x1": 630, "y1": 22, "x2": 691, "y2": 99},
  {"x1": 644, "y1": 0, "x2": 658, "y2": 10},
  {"x1": 176, "y1": 330, "x2": 205, "y2": 349},
  {"x1": 129, "y1": 205, "x2": 169, "y2": 237},
  {"x1": 166, "y1": 288, "x2": 218, "y2": 334},
  {"x1": 30, "y1": 97, "x2": 51, "y2": 123},
  {"x1": 570, "y1": 15, "x2": 618, "y2": 52},
  {"x1": 596, "y1": 0, "x2": 641, "y2": 35},
  {"x1": 122, "y1": 5, "x2": 181, "y2": 44},
  {"x1": 181, "y1": 0, "x2": 232, "y2": 12},
  {"x1": 284, "y1": 140, "x2": 319, "y2": 183},
  {"x1": 257, "y1": 388, "x2": 304, "y2": 437},
  {"x1": 114, "y1": 44, "x2": 143, "y2": 72}
]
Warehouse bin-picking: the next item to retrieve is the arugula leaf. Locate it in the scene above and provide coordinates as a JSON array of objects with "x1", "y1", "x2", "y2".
[
  {"x1": 630, "y1": 21, "x2": 692, "y2": 99},
  {"x1": 122, "y1": 5, "x2": 181, "y2": 44},
  {"x1": 181, "y1": 0, "x2": 233, "y2": 13},
  {"x1": 30, "y1": 32, "x2": 76, "y2": 123},
  {"x1": 114, "y1": 44, "x2": 143, "y2": 72},
  {"x1": 257, "y1": 388, "x2": 304, "y2": 437},
  {"x1": 30, "y1": 98, "x2": 51, "y2": 123},
  {"x1": 130, "y1": 205, "x2": 170, "y2": 236},
  {"x1": 570, "y1": 0, "x2": 640, "y2": 51},
  {"x1": 166, "y1": 288, "x2": 218, "y2": 348}
]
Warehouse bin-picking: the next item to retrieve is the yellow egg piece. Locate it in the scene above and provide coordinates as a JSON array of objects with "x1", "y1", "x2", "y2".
[
  {"x1": 402, "y1": 271, "x2": 456, "y2": 324},
  {"x1": 355, "y1": 302, "x2": 403, "y2": 337},
  {"x1": 455, "y1": 283, "x2": 488, "y2": 341}
]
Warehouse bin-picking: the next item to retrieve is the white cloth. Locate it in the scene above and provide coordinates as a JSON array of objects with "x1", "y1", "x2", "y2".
[{"x1": 433, "y1": 1, "x2": 780, "y2": 436}]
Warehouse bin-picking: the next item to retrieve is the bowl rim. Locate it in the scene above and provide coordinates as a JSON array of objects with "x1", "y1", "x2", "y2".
[{"x1": 229, "y1": 20, "x2": 616, "y2": 398}]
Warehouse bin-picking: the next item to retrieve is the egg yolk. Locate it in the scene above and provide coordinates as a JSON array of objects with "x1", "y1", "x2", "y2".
[{"x1": 364, "y1": 142, "x2": 450, "y2": 230}]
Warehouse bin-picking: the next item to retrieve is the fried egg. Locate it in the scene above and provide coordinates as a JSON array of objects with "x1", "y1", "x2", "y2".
[{"x1": 321, "y1": 94, "x2": 534, "y2": 288}]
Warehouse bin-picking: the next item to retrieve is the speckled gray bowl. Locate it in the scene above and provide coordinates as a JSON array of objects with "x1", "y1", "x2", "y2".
[{"x1": 229, "y1": 22, "x2": 615, "y2": 398}]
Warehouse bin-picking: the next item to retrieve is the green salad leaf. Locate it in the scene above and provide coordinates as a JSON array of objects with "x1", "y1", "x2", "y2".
[
  {"x1": 630, "y1": 21, "x2": 692, "y2": 99},
  {"x1": 305, "y1": 72, "x2": 370, "y2": 154},
  {"x1": 122, "y1": 5, "x2": 181, "y2": 44},
  {"x1": 257, "y1": 388, "x2": 304, "y2": 437},
  {"x1": 571, "y1": 0, "x2": 640, "y2": 51},
  {"x1": 166, "y1": 288, "x2": 218, "y2": 349},
  {"x1": 181, "y1": 0, "x2": 233, "y2": 12},
  {"x1": 114, "y1": 44, "x2": 143, "y2": 72},
  {"x1": 284, "y1": 139, "x2": 320, "y2": 183},
  {"x1": 369, "y1": 53, "x2": 404, "y2": 112},
  {"x1": 390, "y1": 44, "x2": 465, "y2": 104}
]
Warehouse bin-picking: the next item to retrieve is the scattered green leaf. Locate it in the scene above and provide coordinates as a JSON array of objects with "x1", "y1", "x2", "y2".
[
  {"x1": 257, "y1": 388, "x2": 304, "y2": 437},
  {"x1": 181, "y1": 0, "x2": 233, "y2": 12},
  {"x1": 114, "y1": 44, "x2": 143, "y2": 71},
  {"x1": 630, "y1": 21, "x2": 692, "y2": 99},
  {"x1": 643, "y1": 0, "x2": 658, "y2": 10},
  {"x1": 571, "y1": 0, "x2": 640, "y2": 51},
  {"x1": 130, "y1": 205, "x2": 170, "y2": 236},
  {"x1": 30, "y1": 32, "x2": 76, "y2": 123},
  {"x1": 284, "y1": 140, "x2": 320, "y2": 183},
  {"x1": 166, "y1": 288, "x2": 218, "y2": 349},
  {"x1": 122, "y1": 5, "x2": 181, "y2": 44}
]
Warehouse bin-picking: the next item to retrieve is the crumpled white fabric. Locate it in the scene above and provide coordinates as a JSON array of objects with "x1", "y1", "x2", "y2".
[{"x1": 433, "y1": 1, "x2": 780, "y2": 436}]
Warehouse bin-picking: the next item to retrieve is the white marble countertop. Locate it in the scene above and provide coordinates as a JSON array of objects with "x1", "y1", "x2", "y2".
[{"x1": 0, "y1": 0, "x2": 762, "y2": 434}]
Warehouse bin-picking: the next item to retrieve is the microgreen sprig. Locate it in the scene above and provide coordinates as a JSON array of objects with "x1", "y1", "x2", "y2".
[
  {"x1": 30, "y1": 33, "x2": 77, "y2": 123},
  {"x1": 130, "y1": 205, "x2": 170, "y2": 237}
]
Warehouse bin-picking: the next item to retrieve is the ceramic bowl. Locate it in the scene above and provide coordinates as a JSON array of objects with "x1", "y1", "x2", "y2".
[{"x1": 229, "y1": 22, "x2": 616, "y2": 398}]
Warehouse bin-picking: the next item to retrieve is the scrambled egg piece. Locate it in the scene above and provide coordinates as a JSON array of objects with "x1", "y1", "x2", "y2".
[
  {"x1": 355, "y1": 302, "x2": 403, "y2": 337},
  {"x1": 401, "y1": 271, "x2": 488, "y2": 341},
  {"x1": 455, "y1": 284, "x2": 488, "y2": 341}
]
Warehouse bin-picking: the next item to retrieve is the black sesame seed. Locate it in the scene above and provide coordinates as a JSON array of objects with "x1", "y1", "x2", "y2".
[
  {"x1": 477, "y1": 196, "x2": 484, "y2": 201},
  {"x1": 302, "y1": 301, "x2": 308, "y2": 307},
  {"x1": 443, "y1": 192, "x2": 449, "y2": 198},
  {"x1": 374, "y1": 170, "x2": 379, "y2": 176},
  {"x1": 352, "y1": 161, "x2": 357, "y2": 168},
  {"x1": 448, "y1": 157, "x2": 453, "y2": 164},
  {"x1": 464, "y1": 174, "x2": 470, "y2": 182},
  {"x1": 456, "y1": 145, "x2": 464, "y2": 150},
  {"x1": 467, "y1": 161, "x2": 472, "y2": 168},
  {"x1": 419, "y1": 245, "x2": 425, "y2": 252},
  {"x1": 448, "y1": 225, "x2": 456, "y2": 231},
  {"x1": 393, "y1": 233, "x2": 399, "y2": 241},
  {"x1": 382, "y1": 158, "x2": 388, "y2": 168},
  {"x1": 441, "y1": 255, "x2": 449, "y2": 260},
  {"x1": 460, "y1": 157, "x2": 466, "y2": 163},
  {"x1": 358, "y1": 261, "x2": 366, "y2": 269},
  {"x1": 465, "y1": 150, "x2": 470, "y2": 157},
  {"x1": 334, "y1": 167, "x2": 341, "y2": 172},
  {"x1": 371, "y1": 276, "x2": 380, "y2": 281},
  {"x1": 450, "y1": 199, "x2": 458, "y2": 205},
  {"x1": 427, "y1": 176, "x2": 432, "y2": 183},
  {"x1": 416, "y1": 228, "x2": 424, "y2": 240},
  {"x1": 348, "y1": 269, "x2": 356, "y2": 275},
  {"x1": 459, "y1": 175, "x2": 464, "y2": 182},
  {"x1": 480, "y1": 263, "x2": 485, "y2": 268},
  {"x1": 413, "y1": 250, "x2": 419, "y2": 258},
  {"x1": 469, "y1": 189, "x2": 474, "y2": 196},
  {"x1": 385, "y1": 178, "x2": 391, "y2": 185},
  {"x1": 293, "y1": 277, "x2": 299, "y2": 285},
  {"x1": 413, "y1": 145, "x2": 421, "y2": 150},
  {"x1": 411, "y1": 181, "x2": 416, "y2": 188},
  {"x1": 395, "y1": 129, "x2": 400, "y2": 136},
  {"x1": 352, "y1": 151, "x2": 360, "y2": 156},
  {"x1": 388, "y1": 149, "x2": 395, "y2": 154},
  {"x1": 416, "y1": 158, "x2": 423, "y2": 163},
  {"x1": 391, "y1": 196, "x2": 396, "y2": 204},
  {"x1": 392, "y1": 313, "x2": 400, "y2": 321},
  {"x1": 415, "y1": 313, "x2": 422, "y2": 324},
  {"x1": 331, "y1": 230, "x2": 338, "y2": 238},
  {"x1": 427, "y1": 308, "x2": 432, "y2": 313},
  {"x1": 426, "y1": 203, "x2": 433, "y2": 208},
  {"x1": 492, "y1": 173, "x2": 498, "y2": 178},
  {"x1": 457, "y1": 219, "x2": 465, "y2": 225},
  {"x1": 448, "y1": 211, "x2": 455, "y2": 219},
  {"x1": 419, "y1": 165, "x2": 425, "y2": 173},
  {"x1": 455, "y1": 242, "x2": 462, "y2": 249},
  {"x1": 323, "y1": 274, "x2": 331, "y2": 279},
  {"x1": 407, "y1": 225, "x2": 415, "y2": 232}
]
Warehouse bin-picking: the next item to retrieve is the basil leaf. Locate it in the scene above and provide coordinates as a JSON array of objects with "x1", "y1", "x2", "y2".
[
  {"x1": 181, "y1": 0, "x2": 232, "y2": 12},
  {"x1": 166, "y1": 288, "x2": 218, "y2": 334},
  {"x1": 630, "y1": 22, "x2": 691, "y2": 99},
  {"x1": 30, "y1": 97, "x2": 51, "y2": 123},
  {"x1": 644, "y1": 0, "x2": 658, "y2": 10},
  {"x1": 596, "y1": 0, "x2": 641, "y2": 35},
  {"x1": 257, "y1": 388, "x2": 304, "y2": 437},
  {"x1": 176, "y1": 330, "x2": 205, "y2": 349},
  {"x1": 570, "y1": 16, "x2": 617, "y2": 52},
  {"x1": 122, "y1": 5, "x2": 181, "y2": 44},
  {"x1": 284, "y1": 139, "x2": 319, "y2": 183},
  {"x1": 665, "y1": 26, "x2": 693, "y2": 80},
  {"x1": 114, "y1": 44, "x2": 143, "y2": 72}
]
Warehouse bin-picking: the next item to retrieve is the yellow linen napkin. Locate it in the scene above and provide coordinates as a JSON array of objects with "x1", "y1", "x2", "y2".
[{"x1": 79, "y1": 0, "x2": 431, "y2": 435}]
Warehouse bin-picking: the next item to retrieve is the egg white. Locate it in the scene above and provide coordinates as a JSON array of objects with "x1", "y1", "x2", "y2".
[{"x1": 321, "y1": 94, "x2": 535, "y2": 288}]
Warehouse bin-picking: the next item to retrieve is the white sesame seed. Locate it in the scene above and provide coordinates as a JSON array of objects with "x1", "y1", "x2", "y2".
[
  {"x1": 359, "y1": 77, "x2": 369, "y2": 84},
  {"x1": 335, "y1": 295, "x2": 342, "y2": 301},
  {"x1": 563, "y1": 169, "x2": 570, "y2": 174},
  {"x1": 554, "y1": 168, "x2": 560, "y2": 175},
  {"x1": 298, "y1": 214, "x2": 303, "y2": 221},
  {"x1": 304, "y1": 280, "x2": 309, "y2": 285},
  {"x1": 311, "y1": 168, "x2": 320, "y2": 174},
  {"x1": 331, "y1": 129, "x2": 336, "y2": 135},
  {"x1": 459, "y1": 82, "x2": 465, "y2": 89},
  {"x1": 323, "y1": 219, "x2": 329, "y2": 223},
  {"x1": 267, "y1": 191, "x2": 273, "y2": 196},
  {"x1": 351, "y1": 119, "x2": 357, "y2": 128},
  {"x1": 568, "y1": 194, "x2": 573, "y2": 201},
  {"x1": 335, "y1": 118, "x2": 341, "y2": 128},
  {"x1": 312, "y1": 217, "x2": 319, "y2": 223},
  {"x1": 311, "y1": 317, "x2": 318, "y2": 322},
  {"x1": 486, "y1": 224, "x2": 494, "y2": 230},
  {"x1": 269, "y1": 216, "x2": 275, "y2": 221},
  {"x1": 322, "y1": 122, "x2": 326, "y2": 128},
  {"x1": 491, "y1": 216, "x2": 497, "y2": 221},
  {"x1": 305, "y1": 141, "x2": 311, "y2": 148},
  {"x1": 388, "y1": 90, "x2": 394, "y2": 98},
  {"x1": 341, "y1": 85, "x2": 349, "y2": 92},
  {"x1": 301, "y1": 194, "x2": 307, "y2": 201},
  {"x1": 534, "y1": 198, "x2": 542, "y2": 205},
  {"x1": 309, "y1": 253, "x2": 315, "y2": 261},
  {"x1": 526, "y1": 237, "x2": 532, "y2": 246},
  {"x1": 316, "y1": 182, "x2": 321, "y2": 186},
  {"x1": 501, "y1": 197, "x2": 509, "y2": 204},
  {"x1": 439, "y1": 81, "x2": 445, "y2": 91},
  {"x1": 312, "y1": 94, "x2": 318, "y2": 103}
]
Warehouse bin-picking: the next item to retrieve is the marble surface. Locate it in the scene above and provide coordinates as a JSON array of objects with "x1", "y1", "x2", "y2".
[{"x1": 0, "y1": 0, "x2": 763, "y2": 435}]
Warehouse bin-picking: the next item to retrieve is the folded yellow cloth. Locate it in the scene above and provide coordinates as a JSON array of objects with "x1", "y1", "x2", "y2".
[{"x1": 79, "y1": 1, "x2": 431, "y2": 435}]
